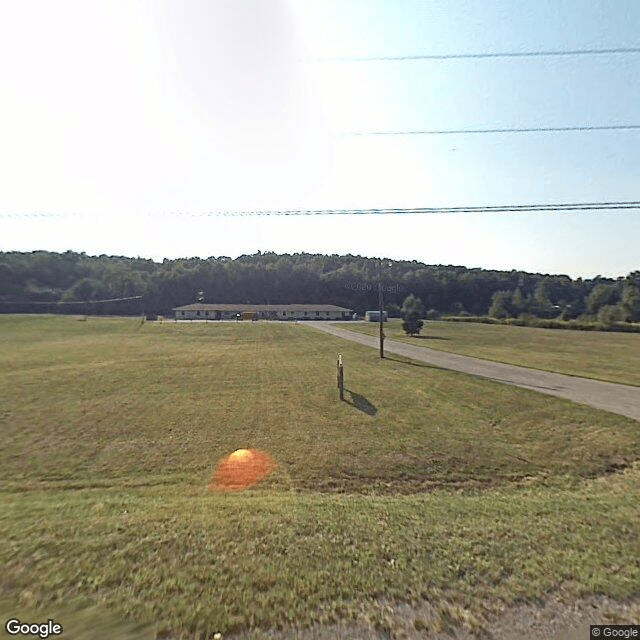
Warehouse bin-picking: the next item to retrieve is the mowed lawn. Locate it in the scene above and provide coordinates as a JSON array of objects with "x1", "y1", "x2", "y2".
[
  {"x1": 2, "y1": 316, "x2": 640, "y2": 639},
  {"x1": 341, "y1": 319, "x2": 640, "y2": 387}
]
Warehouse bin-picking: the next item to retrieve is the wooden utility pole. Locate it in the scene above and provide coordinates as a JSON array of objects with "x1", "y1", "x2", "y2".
[
  {"x1": 378, "y1": 258, "x2": 385, "y2": 358},
  {"x1": 337, "y1": 354, "x2": 344, "y2": 400}
]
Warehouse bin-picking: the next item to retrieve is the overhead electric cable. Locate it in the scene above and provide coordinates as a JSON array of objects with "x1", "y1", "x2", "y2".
[
  {"x1": 346, "y1": 124, "x2": 640, "y2": 136},
  {"x1": 3, "y1": 202, "x2": 640, "y2": 220},
  {"x1": 0, "y1": 295, "x2": 144, "y2": 305},
  {"x1": 309, "y1": 46, "x2": 640, "y2": 62},
  {"x1": 180, "y1": 201, "x2": 640, "y2": 217}
]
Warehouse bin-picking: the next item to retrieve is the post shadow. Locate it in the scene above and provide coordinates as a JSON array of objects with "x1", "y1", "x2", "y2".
[
  {"x1": 343, "y1": 389, "x2": 377, "y2": 415},
  {"x1": 383, "y1": 356, "x2": 443, "y2": 371}
]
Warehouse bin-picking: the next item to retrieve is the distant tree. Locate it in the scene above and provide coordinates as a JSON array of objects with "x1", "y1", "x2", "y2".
[
  {"x1": 532, "y1": 279, "x2": 554, "y2": 317},
  {"x1": 0, "y1": 262, "x2": 18, "y2": 295},
  {"x1": 402, "y1": 294, "x2": 425, "y2": 317},
  {"x1": 621, "y1": 284, "x2": 640, "y2": 322},
  {"x1": 511, "y1": 287, "x2": 525, "y2": 315},
  {"x1": 452, "y1": 301, "x2": 468, "y2": 316},
  {"x1": 425, "y1": 308, "x2": 440, "y2": 320},
  {"x1": 628, "y1": 271, "x2": 640, "y2": 288},
  {"x1": 61, "y1": 277, "x2": 106, "y2": 302},
  {"x1": 401, "y1": 294, "x2": 425, "y2": 336},
  {"x1": 597, "y1": 304, "x2": 624, "y2": 326},
  {"x1": 3, "y1": 250, "x2": 638, "y2": 325},
  {"x1": 558, "y1": 307, "x2": 572, "y2": 321},
  {"x1": 385, "y1": 302, "x2": 401, "y2": 318},
  {"x1": 585, "y1": 283, "x2": 619, "y2": 315},
  {"x1": 489, "y1": 291, "x2": 511, "y2": 318}
]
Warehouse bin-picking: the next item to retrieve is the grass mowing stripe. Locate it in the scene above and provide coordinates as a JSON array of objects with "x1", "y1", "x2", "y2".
[
  {"x1": 2, "y1": 467, "x2": 639, "y2": 637},
  {"x1": 1, "y1": 316, "x2": 640, "y2": 638},
  {"x1": 2, "y1": 317, "x2": 639, "y2": 491}
]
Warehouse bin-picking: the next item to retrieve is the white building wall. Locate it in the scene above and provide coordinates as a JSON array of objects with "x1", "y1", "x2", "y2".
[{"x1": 175, "y1": 307, "x2": 350, "y2": 320}]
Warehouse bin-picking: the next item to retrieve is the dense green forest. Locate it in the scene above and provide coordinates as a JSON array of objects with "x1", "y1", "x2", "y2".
[{"x1": 1, "y1": 250, "x2": 639, "y2": 324}]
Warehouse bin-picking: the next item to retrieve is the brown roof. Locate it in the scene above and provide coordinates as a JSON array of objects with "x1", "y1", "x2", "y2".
[{"x1": 172, "y1": 303, "x2": 352, "y2": 312}]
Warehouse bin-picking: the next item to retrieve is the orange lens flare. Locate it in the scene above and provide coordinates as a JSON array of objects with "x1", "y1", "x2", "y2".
[{"x1": 209, "y1": 449, "x2": 277, "y2": 493}]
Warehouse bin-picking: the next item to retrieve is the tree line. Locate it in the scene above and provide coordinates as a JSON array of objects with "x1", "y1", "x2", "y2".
[{"x1": 0, "y1": 250, "x2": 638, "y2": 325}]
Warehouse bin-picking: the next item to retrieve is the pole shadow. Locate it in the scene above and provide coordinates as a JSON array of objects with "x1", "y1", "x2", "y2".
[
  {"x1": 384, "y1": 356, "x2": 443, "y2": 371},
  {"x1": 411, "y1": 335, "x2": 450, "y2": 340},
  {"x1": 343, "y1": 389, "x2": 378, "y2": 415}
]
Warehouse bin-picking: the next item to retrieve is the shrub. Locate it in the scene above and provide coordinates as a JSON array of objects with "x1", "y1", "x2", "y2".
[{"x1": 597, "y1": 305, "x2": 625, "y2": 326}]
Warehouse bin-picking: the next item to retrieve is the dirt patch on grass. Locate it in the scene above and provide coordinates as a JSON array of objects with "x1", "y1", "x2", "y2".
[
  {"x1": 235, "y1": 592, "x2": 640, "y2": 639},
  {"x1": 297, "y1": 476, "x2": 505, "y2": 496},
  {"x1": 289, "y1": 464, "x2": 634, "y2": 496},
  {"x1": 434, "y1": 593, "x2": 640, "y2": 640}
]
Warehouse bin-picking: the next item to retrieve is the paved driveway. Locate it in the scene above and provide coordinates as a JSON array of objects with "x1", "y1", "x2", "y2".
[{"x1": 303, "y1": 321, "x2": 640, "y2": 423}]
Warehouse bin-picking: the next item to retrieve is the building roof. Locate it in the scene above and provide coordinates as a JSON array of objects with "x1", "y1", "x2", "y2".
[{"x1": 172, "y1": 303, "x2": 352, "y2": 312}]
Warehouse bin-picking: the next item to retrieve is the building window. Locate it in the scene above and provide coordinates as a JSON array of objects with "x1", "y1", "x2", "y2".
[
  {"x1": 282, "y1": 311, "x2": 286, "y2": 316},
  {"x1": 197, "y1": 311, "x2": 200, "y2": 316},
  {"x1": 181, "y1": 311, "x2": 185, "y2": 316},
  {"x1": 304, "y1": 311, "x2": 307, "y2": 316},
  {"x1": 316, "y1": 311, "x2": 320, "y2": 316}
]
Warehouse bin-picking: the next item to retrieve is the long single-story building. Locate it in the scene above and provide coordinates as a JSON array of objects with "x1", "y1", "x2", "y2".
[{"x1": 172, "y1": 303, "x2": 353, "y2": 321}]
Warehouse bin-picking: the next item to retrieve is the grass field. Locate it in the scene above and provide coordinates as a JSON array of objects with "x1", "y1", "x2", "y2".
[
  {"x1": 342, "y1": 319, "x2": 640, "y2": 387},
  {"x1": 2, "y1": 315, "x2": 640, "y2": 639}
]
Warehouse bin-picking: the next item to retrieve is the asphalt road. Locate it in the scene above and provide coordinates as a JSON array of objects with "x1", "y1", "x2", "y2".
[{"x1": 303, "y1": 321, "x2": 640, "y2": 423}]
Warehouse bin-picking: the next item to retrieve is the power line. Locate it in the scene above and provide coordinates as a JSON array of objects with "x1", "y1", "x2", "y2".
[
  {"x1": 308, "y1": 46, "x2": 640, "y2": 63},
  {"x1": 0, "y1": 295, "x2": 143, "y2": 305},
  {"x1": 0, "y1": 213, "x2": 60, "y2": 219},
  {"x1": 346, "y1": 124, "x2": 640, "y2": 136},
  {"x1": 179, "y1": 201, "x2": 640, "y2": 216},
  {"x1": 2, "y1": 202, "x2": 639, "y2": 220}
]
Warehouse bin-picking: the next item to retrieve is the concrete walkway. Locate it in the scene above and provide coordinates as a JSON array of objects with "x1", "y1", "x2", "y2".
[{"x1": 303, "y1": 321, "x2": 640, "y2": 423}]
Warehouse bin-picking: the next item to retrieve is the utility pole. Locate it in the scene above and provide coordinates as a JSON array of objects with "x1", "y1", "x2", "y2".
[{"x1": 378, "y1": 258, "x2": 384, "y2": 358}]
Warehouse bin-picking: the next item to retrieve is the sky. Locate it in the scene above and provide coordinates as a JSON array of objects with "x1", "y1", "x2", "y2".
[{"x1": 0, "y1": 0, "x2": 639, "y2": 278}]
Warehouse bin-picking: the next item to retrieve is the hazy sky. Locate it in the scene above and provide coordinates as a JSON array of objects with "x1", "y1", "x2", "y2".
[{"x1": 1, "y1": 0, "x2": 639, "y2": 277}]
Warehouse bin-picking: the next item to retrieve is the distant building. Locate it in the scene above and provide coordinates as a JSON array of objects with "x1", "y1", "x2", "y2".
[
  {"x1": 172, "y1": 303, "x2": 353, "y2": 321},
  {"x1": 365, "y1": 310, "x2": 388, "y2": 322}
]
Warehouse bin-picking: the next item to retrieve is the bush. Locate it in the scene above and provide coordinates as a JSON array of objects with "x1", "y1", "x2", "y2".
[
  {"x1": 557, "y1": 309, "x2": 572, "y2": 322},
  {"x1": 597, "y1": 305, "x2": 625, "y2": 326},
  {"x1": 402, "y1": 316, "x2": 424, "y2": 336}
]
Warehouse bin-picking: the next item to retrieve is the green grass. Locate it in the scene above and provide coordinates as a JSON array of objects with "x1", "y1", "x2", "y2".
[
  {"x1": 342, "y1": 319, "x2": 640, "y2": 386},
  {"x1": 1, "y1": 315, "x2": 639, "y2": 639}
]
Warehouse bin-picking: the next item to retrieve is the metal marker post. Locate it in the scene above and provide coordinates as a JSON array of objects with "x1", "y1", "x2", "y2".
[
  {"x1": 337, "y1": 354, "x2": 344, "y2": 400},
  {"x1": 378, "y1": 259, "x2": 385, "y2": 358}
]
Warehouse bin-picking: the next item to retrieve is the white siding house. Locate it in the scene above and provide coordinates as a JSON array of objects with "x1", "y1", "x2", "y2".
[{"x1": 172, "y1": 304, "x2": 353, "y2": 321}]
